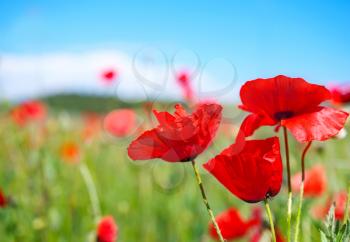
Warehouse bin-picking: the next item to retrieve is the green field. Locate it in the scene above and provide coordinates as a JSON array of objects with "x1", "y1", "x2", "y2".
[{"x1": 0, "y1": 99, "x2": 349, "y2": 242}]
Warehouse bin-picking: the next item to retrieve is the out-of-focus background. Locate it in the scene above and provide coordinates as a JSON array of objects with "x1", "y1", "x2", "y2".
[
  {"x1": 1, "y1": 0, "x2": 350, "y2": 103},
  {"x1": 0, "y1": 1, "x2": 350, "y2": 241}
]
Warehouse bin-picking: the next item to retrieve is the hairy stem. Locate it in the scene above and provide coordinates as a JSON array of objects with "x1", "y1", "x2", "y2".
[
  {"x1": 265, "y1": 199, "x2": 277, "y2": 242},
  {"x1": 294, "y1": 141, "x2": 312, "y2": 242},
  {"x1": 190, "y1": 160, "x2": 225, "y2": 242}
]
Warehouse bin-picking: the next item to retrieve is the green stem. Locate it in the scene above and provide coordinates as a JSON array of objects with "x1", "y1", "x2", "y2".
[
  {"x1": 264, "y1": 199, "x2": 277, "y2": 242},
  {"x1": 190, "y1": 160, "x2": 225, "y2": 242},
  {"x1": 79, "y1": 162, "x2": 101, "y2": 221},
  {"x1": 294, "y1": 182, "x2": 304, "y2": 242},
  {"x1": 294, "y1": 141, "x2": 312, "y2": 242},
  {"x1": 287, "y1": 192, "x2": 292, "y2": 241},
  {"x1": 283, "y1": 127, "x2": 292, "y2": 242}
]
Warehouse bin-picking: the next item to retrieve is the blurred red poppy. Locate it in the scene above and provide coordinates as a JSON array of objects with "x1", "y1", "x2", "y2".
[
  {"x1": 333, "y1": 192, "x2": 348, "y2": 220},
  {"x1": 312, "y1": 191, "x2": 349, "y2": 220},
  {"x1": 176, "y1": 70, "x2": 194, "y2": 102},
  {"x1": 128, "y1": 103, "x2": 222, "y2": 162},
  {"x1": 329, "y1": 85, "x2": 350, "y2": 105},
  {"x1": 0, "y1": 188, "x2": 7, "y2": 208},
  {"x1": 203, "y1": 137, "x2": 282, "y2": 203},
  {"x1": 97, "y1": 216, "x2": 118, "y2": 242},
  {"x1": 209, "y1": 207, "x2": 260, "y2": 240},
  {"x1": 248, "y1": 206, "x2": 285, "y2": 242},
  {"x1": 250, "y1": 227, "x2": 286, "y2": 242},
  {"x1": 275, "y1": 229, "x2": 286, "y2": 242},
  {"x1": 239, "y1": 75, "x2": 348, "y2": 142},
  {"x1": 82, "y1": 112, "x2": 102, "y2": 141},
  {"x1": 104, "y1": 109, "x2": 136, "y2": 137},
  {"x1": 101, "y1": 69, "x2": 118, "y2": 85},
  {"x1": 11, "y1": 100, "x2": 46, "y2": 126},
  {"x1": 60, "y1": 141, "x2": 80, "y2": 164},
  {"x1": 292, "y1": 164, "x2": 327, "y2": 197}
]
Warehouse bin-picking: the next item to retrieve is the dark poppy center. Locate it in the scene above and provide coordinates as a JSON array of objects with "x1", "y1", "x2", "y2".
[
  {"x1": 274, "y1": 111, "x2": 294, "y2": 121},
  {"x1": 181, "y1": 156, "x2": 196, "y2": 162}
]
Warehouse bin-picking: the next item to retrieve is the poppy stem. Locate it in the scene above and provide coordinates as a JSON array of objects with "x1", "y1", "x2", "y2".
[
  {"x1": 79, "y1": 162, "x2": 101, "y2": 222},
  {"x1": 287, "y1": 192, "x2": 292, "y2": 241},
  {"x1": 264, "y1": 198, "x2": 277, "y2": 242},
  {"x1": 190, "y1": 160, "x2": 225, "y2": 242},
  {"x1": 283, "y1": 127, "x2": 292, "y2": 242},
  {"x1": 294, "y1": 141, "x2": 312, "y2": 242}
]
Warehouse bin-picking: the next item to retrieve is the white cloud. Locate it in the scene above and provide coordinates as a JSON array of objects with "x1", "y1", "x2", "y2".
[{"x1": 0, "y1": 50, "x2": 239, "y2": 103}]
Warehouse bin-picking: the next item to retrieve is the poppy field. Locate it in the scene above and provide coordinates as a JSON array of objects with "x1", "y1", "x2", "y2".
[{"x1": 1, "y1": 75, "x2": 350, "y2": 242}]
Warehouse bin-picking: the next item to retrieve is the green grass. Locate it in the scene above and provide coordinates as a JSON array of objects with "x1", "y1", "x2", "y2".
[{"x1": 0, "y1": 104, "x2": 349, "y2": 241}]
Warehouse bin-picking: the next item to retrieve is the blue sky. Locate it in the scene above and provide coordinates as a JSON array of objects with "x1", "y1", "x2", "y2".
[{"x1": 0, "y1": 1, "x2": 350, "y2": 100}]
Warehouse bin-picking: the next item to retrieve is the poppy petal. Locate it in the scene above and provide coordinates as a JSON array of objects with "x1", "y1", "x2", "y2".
[
  {"x1": 97, "y1": 216, "x2": 118, "y2": 242},
  {"x1": 282, "y1": 106, "x2": 349, "y2": 142},
  {"x1": 239, "y1": 113, "x2": 277, "y2": 137},
  {"x1": 174, "y1": 104, "x2": 188, "y2": 117},
  {"x1": 153, "y1": 110, "x2": 176, "y2": 127},
  {"x1": 209, "y1": 207, "x2": 251, "y2": 240},
  {"x1": 127, "y1": 129, "x2": 169, "y2": 160},
  {"x1": 240, "y1": 75, "x2": 331, "y2": 119},
  {"x1": 128, "y1": 103, "x2": 222, "y2": 162},
  {"x1": 203, "y1": 137, "x2": 283, "y2": 203},
  {"x1": 329, "y1": 85, "x2": 350, "y2": 104}
]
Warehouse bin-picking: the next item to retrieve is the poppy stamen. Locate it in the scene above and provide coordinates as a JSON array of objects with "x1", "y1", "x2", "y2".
[{"x1": 274, "y1": 111, "x2": 294, "y2": 121}]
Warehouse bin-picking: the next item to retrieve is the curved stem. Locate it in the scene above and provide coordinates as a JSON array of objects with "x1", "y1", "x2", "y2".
[
  {"x1": 190, "y1": 160, "x2": 225, "y2": 242},
  {"x1": 301, "y1": 142, "x2": 312, "y2": 181},
  {"x1": 283, "y1": 127, "x2": 292, "y2": 242},
  {"x1": 294, "y1": 141, "x2": 312, "y2": 242},
  {"x1": 79, "y1": 162, "x2": 101, "y2": 221},
  {"x1": 264, "y1": 199, "x2": 277, "y2": 242}
]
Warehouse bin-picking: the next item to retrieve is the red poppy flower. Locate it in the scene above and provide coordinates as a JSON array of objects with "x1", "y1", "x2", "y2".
[
  {"x1": 246, "y1": 207, "x2": 285, "y2": 242},
  {"x1": 101, "y1": 69, "x2": 118, "y2": 85},
  {"x1": 11, "y1": 100, "x2": 46, "y2": 126},
  {"x1": 176, "y1": 70, "x2": 194, "y2": 102},
  {"x1": 203, "y1": 137, "x2": 282, "y2": 203},
  {"x1": 103, "y1": 109, "x2": 136, "y2": 137},
  {"x1": 128, "y1": 103, "x2": 222, "y2": 162},
  {"x1": 97, "y1": 216, "x2": 118, "y2": 242},
  {"x1": 312, "y1": 191, "x2": 349, "y2": 220},
  {"x1": 60, "y1": 141, "x2": 80, "y2": 164},
  {"x1": 250, "y1": 227, "x2": 286, "y2": 242},
  {"x1": 329, "y1": 85, "x2": 350, "y2": 105},
  {"x1": 239, "y1": 75, "x2": 348, "y2": 142},
  {"x1": 209, "y1": 207, "x2": 260, "y2": 241},
  {"x1": 333, "y1": 192, "x2": 348, "y2": 220},
  {"x1": 0, "y1": 188, "x2": 7, "y2": 208},
  {"x1": 291, "y1": 164, "x2": 327, "y2": 197}
]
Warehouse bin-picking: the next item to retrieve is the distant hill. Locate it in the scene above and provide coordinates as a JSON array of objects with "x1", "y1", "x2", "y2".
[
  {"x1": 40, "y1": 93, "x2": 181, "y2": 113},
  {"x1": 40, "y1": 94, "x2": 143, "y2": 113},
  {"x1": 1, "y1": 93, "x2": 234, "y2": 114}
]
